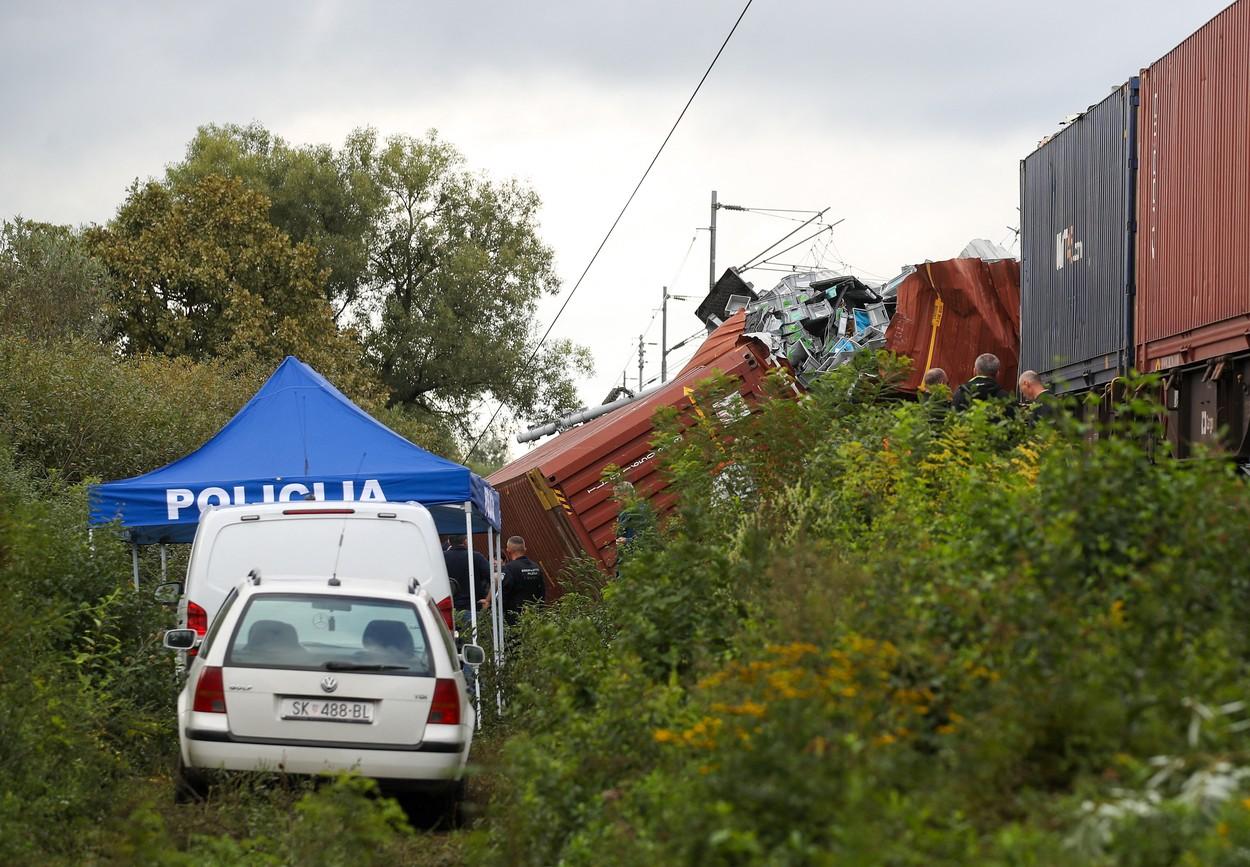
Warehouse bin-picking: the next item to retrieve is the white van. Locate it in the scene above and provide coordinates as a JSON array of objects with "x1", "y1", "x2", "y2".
[{"x1": 174, "y1": 502, "x2": 455, "y2": 655}]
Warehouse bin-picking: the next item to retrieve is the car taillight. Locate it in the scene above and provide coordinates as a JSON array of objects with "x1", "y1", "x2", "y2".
[
  {"x1": 435, "y1": 596, "x2": 454, "y2": 631},
  {"x1": 187, "y1": 600, "x2": 208, "y2": 658},
  {"x1": 192, "y1": 666, "x2": 227, "y2": 714},
  {"x1": 426, "y1": 678, "x2": 460, "y2": 725}
]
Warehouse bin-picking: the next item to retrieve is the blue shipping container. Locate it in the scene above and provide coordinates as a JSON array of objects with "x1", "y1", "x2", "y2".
[{"x1": 1019, "y1": 79, "x2": 1139, "y2": 394}]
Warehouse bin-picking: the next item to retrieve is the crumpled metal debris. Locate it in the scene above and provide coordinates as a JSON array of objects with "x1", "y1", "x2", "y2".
[{"x1": 742, "y1": 269, "x2": 896, "y2": 387}]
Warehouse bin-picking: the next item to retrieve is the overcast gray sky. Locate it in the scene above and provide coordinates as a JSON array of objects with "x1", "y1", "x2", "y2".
[{"x1": 0, "y1": 0, "x2": 1231, "y2": 441}]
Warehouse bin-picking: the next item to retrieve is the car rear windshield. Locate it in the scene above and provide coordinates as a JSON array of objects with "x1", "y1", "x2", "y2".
[{"x1": 226, "y1": 593, "x2": 434, "y2": 676}]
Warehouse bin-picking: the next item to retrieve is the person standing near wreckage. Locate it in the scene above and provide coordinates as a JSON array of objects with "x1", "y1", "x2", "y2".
[
  {"x1": 613, "y1": 481, "x2": 654, "y2": 576},
  {"x1": 1018, "y1": 370, "x2": 1058, "y2": 426},
  {"x1": 953, "y1": 353, "x2": 1013, "y2": 414},
  {"x1": 500, "y1": 536, "x2": 546, "y2": 626},
  {"x1": 921, "y1": 368, "x2": 952, "y2": 421}
]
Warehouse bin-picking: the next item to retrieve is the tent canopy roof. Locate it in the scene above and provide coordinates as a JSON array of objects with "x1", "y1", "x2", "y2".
[{"x1": 89, "y1": 356, "x2": 500, "y2": 543}]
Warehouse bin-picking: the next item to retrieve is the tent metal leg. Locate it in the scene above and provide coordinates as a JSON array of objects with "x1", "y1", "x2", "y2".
[
  {"x1": 464, "y1": 502, "x2": 481, "y2": 722},
  {"x1": 487, "y1": 529, "x2": 496, "y2": 688},
  {"x1": 131, "y1": 542, "x2": 140, "y2": 591},
  {"x1": 493, "y1": 529, "x2": 505, "y2": 717},
  {"x1": 160, "y1": 544, "x2": 168, "y2": 582}
]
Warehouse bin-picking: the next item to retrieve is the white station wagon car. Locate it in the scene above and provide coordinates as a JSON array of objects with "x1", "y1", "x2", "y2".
[{"x1": 164, "y1": 573, "x2": 484, "y2": 816}]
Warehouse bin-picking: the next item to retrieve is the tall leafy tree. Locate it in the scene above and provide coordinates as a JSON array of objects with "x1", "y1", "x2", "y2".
[
  {"x1": 360, "y1": 131, "x2": 591, "y2": 430},
  {"x1": 163, "y1": 124, "x2": 592, "y2": 434},
  {"x1": 86, "y1": 174, "x2": 382, "y2": 404},
  {"x1": 0, "y1": 218, "x2": 110, "y2": 342},
  {"x1": 166, "y1": 123, "x2": 382, "y2": 320}
]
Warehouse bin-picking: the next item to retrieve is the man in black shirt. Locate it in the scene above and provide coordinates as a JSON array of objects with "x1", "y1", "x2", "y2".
[
  {"x1": 443, "y1": 535, "x2": 490, "y2": 618},
  {"x1": 1018, "y1": 370, "x2": 1059, "y2": 425},
  {"x1": 501, "y1": 536, "x2": 546, "y2": 625},
  {"x1": 953, "y1": 353, "x2": 1013, "y2": 413}
]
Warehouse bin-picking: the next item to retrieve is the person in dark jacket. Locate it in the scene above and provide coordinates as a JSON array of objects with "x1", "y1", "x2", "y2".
[
  {"x1": 500, "y1": 536, "x2": 546, "y2": 625},
  {"x1": 1018, "y1": 370, "x2": 1059, "y2": 425},
  {"x1": 953, "y1": 353, "x2": 1012, "y2": 413},
  {"x1": 443, "y1": 535, "x2": 490, "y2": 617}
]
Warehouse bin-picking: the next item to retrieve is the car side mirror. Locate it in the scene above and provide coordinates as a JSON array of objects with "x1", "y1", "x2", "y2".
[
  {"x1": 153, "y1": 581, "x2": 182, "y2": 605},
  {"x1": 163, "y1": 628, "x2": 199, "y2": 651},
  {"x1": 460, "y1": 644, "x2": 486, "y2": 666}
]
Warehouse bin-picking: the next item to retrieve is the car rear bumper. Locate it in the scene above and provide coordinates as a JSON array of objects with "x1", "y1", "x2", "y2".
[{"x1": 185, "y1": 731, "x2": 467, "y2": 781}]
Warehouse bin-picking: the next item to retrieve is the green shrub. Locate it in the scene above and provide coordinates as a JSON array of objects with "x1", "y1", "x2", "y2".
[{"x1": 477, "y1": 363, "x2": 1250, "y2": 865}]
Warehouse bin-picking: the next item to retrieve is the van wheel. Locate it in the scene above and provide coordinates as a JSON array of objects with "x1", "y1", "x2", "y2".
[{"x1": 174, "y1": 756, "x2": 208, "y2": 804}]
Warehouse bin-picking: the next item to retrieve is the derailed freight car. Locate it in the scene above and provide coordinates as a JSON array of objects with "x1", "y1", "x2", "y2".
[
  {"x1": 490, "y1": 256, "x2": 1021, "y2": 587},
  {"x1": 487, "y1": 339, "x2": 782, "y2": 593},
  {"x1": 1020, "y1": 0, "x2": 1250, "y2": 457}
]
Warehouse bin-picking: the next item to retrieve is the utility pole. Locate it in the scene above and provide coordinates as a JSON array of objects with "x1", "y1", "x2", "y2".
[
  {"x1": 709, "y1": 190, "x2": 718, "y2": 295},
  {"x1": 637, "y1": 334, "x2": 645, "y2": 391},
  {"x1": 661, "y1": 285, "x2": 697, "y2": 384},
  {"x1": 661, "y1": 287, "x2": 668, "y2": 384}
]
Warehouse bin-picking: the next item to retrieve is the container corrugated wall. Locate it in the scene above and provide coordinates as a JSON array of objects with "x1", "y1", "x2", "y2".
[
  {"x1": 1020, "y1": 82, "x2": 1138, "y2": 394},
  {"x1": 883, "y1": 257, "x2": 1021, "y2": 391},
  {"x1": 1136, "y1": 0, "x2": 1250, "y2": 372},
  {"x1": 492, "y1": 470, "x2": 591, "y2": 600},
  {"x1": 488, "y1": 338, "x2": 776, "y2": 585}
]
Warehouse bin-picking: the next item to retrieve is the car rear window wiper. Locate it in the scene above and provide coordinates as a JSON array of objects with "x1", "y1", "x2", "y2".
[{"x1": 322, "y1": 661, "x2": 409, "y2": 671}]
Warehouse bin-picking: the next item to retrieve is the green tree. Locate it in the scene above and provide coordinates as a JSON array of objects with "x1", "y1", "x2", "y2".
[
  {"x1": 86, "y1": 174, "x2": 382, "y2": 404},
  {"x1": 166, "y1": 123, "x2": 382, "y2": 319},
  {"x1": 162, "y1": 124, "x2": 592, "y2": 435},
  {"x1": 360, "y1": 130, "x2": 591, "y2": 431},
  {"x1": 0, "y1": 218, "x2": 110, "y2": 342}
]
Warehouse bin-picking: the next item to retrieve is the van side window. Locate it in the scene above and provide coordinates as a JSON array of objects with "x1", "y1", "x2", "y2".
[{"x1": 199, "y1": 587, "x2": 238, "y2": 656}]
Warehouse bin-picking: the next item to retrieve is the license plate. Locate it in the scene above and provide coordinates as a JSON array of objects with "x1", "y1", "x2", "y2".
[{"x1": 281, "y1": 698, "x2": 374, "y2": 723}]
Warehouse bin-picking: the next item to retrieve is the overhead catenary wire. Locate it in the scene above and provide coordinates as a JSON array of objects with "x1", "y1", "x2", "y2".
[
  {"x1": 610, "y1": 234, "x2": 701, "y2": 389},
  {"x1": 737, "y1": 208, "x2": 831, "y2": 272},
  {"x1": 464, "y1": 0, "x2": 756, "y2": 461},
  {"x1": 742, "y1": 220, "x2": 844, "y2": 274}
]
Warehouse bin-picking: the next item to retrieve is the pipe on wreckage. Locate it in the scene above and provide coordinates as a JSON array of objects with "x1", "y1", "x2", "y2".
[{"x1": 517, "y1": 380, "x2": 668, "y2": 443}]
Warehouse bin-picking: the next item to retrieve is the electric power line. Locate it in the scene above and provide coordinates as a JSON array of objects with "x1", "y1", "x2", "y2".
[{"x1": 464, "y1": 0, "x2": 756, "y2": 460}]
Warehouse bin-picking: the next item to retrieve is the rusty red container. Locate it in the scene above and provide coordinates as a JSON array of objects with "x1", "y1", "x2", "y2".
[
  {"x1": 1136, "y1": 0, "x2": 1250, "y2": 373},
  {"x1": 488, "y1": 339, "x2": 779, "y2": 593},
  {"x1": 883, "y1": 257, "x2": 1022, "y2": 392}
]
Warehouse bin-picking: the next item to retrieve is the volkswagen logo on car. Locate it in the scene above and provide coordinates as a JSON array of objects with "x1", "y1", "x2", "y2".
[{"x1": 320, "y1": 675, "x2": 338, "y2": 694}]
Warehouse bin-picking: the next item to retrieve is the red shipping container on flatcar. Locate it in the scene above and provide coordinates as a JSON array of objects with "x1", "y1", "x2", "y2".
[{"x1": 1136, "y1": 0, "x2": 1250, "y2": 374}]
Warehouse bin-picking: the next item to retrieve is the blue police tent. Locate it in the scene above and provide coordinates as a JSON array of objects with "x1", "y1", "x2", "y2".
[{"x1": 89, "y1": 356, "x2": 502, "y2": 547}]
